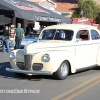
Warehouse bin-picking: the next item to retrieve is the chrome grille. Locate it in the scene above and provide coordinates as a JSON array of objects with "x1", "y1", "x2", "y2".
[
  {"x1": 24, "y1": 54, "x2": 33, "y2": 70},
  {"x1": 32, "y1": 63, "x2": 43, "y2": 70},
  {"x1": 16, "y1": 62, "x2": 25, "y2": 70}
]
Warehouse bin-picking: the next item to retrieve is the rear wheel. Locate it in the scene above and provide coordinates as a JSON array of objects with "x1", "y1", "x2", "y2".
[{"x1": 54, "y1": 61, "x2": 69, "y2": 80}]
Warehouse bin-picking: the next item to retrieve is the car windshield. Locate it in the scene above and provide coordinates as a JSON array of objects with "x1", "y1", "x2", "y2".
[{"x1": 39, "y1": 29, "x2": 74, "y2": 41}]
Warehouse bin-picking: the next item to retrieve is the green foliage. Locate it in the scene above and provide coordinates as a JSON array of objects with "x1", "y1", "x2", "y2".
[
  {"x1": 72, "y1": 10, "x2": 79, "y2": 18},
  {"x1": 72, "y1": 0, "x2": 100, "y2": 23}
]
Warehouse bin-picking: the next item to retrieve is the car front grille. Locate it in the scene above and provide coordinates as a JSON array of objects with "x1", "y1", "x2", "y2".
[
  {"x1": 24, "y1": 54, "x2": 34, "y2": 70},
  {"x1": 32, "y1": 63, "x2": 43, "y2": 70},
  {"x1": 16, "y1": 62, "x2": 25, "y2": 70}
]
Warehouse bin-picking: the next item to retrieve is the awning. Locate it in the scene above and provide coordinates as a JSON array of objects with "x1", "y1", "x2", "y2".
[
  {"x1": 0, "y1": 15, "x2": 11, "y2": 25},
  {"x1": 0, "y1": 0, "x2": 71, "y2": 23}
]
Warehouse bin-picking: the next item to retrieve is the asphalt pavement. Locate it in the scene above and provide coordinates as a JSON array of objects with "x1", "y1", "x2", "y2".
[{"x1": 0, "y1": 52, "x2": 100, "y2": 100}]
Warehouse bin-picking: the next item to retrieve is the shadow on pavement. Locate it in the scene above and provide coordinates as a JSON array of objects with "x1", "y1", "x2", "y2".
[{"x1": 0, "y1": 62, "x2": 55, "y2": 81}]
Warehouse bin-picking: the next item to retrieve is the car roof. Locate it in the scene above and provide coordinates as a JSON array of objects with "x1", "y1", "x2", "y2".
[{"x1": 43, "y1": 24, "x2": 97, "y2": 30}]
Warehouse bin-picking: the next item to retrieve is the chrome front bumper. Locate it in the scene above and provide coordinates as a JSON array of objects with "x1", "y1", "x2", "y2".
[{"x1": 6, "y1": 68, "x2": 53, "y2": 75}]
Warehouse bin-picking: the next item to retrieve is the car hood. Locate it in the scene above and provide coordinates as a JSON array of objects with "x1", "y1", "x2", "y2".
[{"x1": 25, "y1": 40, "x2": 71, "y2": 54}]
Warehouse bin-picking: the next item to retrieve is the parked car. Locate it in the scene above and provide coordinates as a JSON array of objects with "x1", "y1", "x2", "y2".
[
  {"x1": 0, "y1": 36, "x2": 3, "y2": 47},
  {"x1": 0, "y1": 29, "x2": 3, "y2": 47},
  {"x1": 0, "y1": 35, "x2": 37, "y2": 49},
  {"x1": 6, "y1": 24, "x2": 100, "y2": 80},
  {"x1": 21, "y1": 36, "x2": 37, "y2": 49}
]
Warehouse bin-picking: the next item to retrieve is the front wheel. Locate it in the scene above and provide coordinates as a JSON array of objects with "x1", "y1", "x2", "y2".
[{"x1": 54, "y1": 61, "x2": 69, "y2": 80}]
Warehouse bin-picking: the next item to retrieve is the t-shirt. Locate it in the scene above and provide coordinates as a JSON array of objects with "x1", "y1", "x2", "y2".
[
  {"x1": 3, "y1": 29, "x2": 10, "y2": 39},
  {"x1": 15, "y1": 27, "x2": 24, "y2": 37}
]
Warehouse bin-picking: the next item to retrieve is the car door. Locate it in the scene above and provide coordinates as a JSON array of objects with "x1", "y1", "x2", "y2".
[
  {"x1": 90, "y1": 29, "x2": 100, "y2": 64},
  {"x1": 75, "y1": 29, "x2": 93, "y2": 69}
]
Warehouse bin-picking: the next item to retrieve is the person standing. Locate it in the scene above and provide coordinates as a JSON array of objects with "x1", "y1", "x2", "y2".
[
  {"x1": 15, "y1": 23, "x2": 24, "y2": 49},
  {"x1": 2, "y1": 26, "x2": 10, "y2": 53}
]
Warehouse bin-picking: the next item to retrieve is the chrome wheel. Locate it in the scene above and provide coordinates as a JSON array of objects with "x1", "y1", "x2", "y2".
[
  {"x1": 0, "y1": 40, "x2": 3, "y2": 47},
  {"x1": 61, "y1": 63, "x2": 68, "y2": 77},
  {"x1": 54, "y1": 61, "x2": 69, "y2": 80}
]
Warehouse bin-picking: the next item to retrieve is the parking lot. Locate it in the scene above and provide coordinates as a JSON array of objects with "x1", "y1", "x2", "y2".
[{"x1": 0, "y1": 52, "x2": 100, "y2": 100}]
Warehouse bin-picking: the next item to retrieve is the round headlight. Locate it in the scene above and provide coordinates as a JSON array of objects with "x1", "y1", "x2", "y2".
[
  {"x1": 10, "y1": 52, "x2": 15, "y2": 60},
  {"x1": 42, "y1": 54, "x2": 50, "y2": 62}
]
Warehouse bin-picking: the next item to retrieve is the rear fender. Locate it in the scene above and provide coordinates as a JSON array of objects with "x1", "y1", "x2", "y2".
[{"x1": 96, "y1": 48, "x2": 100, "y2": 66}]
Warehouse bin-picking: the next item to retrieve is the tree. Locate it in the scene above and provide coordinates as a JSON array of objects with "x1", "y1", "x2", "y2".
[{"x1": 72, "y1": 0, "x2": 100, "y2": 23}]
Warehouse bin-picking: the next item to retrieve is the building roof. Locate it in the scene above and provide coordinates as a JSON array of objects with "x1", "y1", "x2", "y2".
[
  {"x1": 94, "y1": 0, "x2": 100, "y2": 4},
  {"x1": 33, "y1": 0, "x2": 100, "y2": 12},
  {"x1": 34, "y1": 0, "x2": 78, "y2": 12},
  {"x1": 0, "y1": 0, "x2": 71, "y2": 23},
  {"x1": 51, "y1": 0, "x2": 78, "y2": 12}
]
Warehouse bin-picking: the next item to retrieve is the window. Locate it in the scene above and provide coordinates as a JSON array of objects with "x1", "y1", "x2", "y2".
[
  {"x1": 90, "y1": 30, "x2": 99, "y2": 40},
  {"x1": 39, "y1": 29, "x2": 74, "y2": 41},
  {"x1": 54, "y1": 30, "x2": 73, "y2": 40},
  {"x1": 76, "y1": 30, "x2": 90, "y2": 41},
  {"x1": 40, "y1": 29, "x2": 55, "y2": 40}
]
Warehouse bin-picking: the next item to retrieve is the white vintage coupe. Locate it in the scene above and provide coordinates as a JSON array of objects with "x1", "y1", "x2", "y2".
[{"x1": 6, "y1": 24, "x2": 100, "y2": 80}]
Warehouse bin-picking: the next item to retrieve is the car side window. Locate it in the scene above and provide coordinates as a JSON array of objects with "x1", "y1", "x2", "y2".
[
  {"x1": 76, "y1": 30, "x2": 90, "y2": 41},
  {"x1": 90, "y1": 30, "x2": 100, "y2": 40},
  {"x1": 54, "y1": 30, "x2": 74, "y2": 40},
  {"x1": 41, "y1": 30, "x2": 56, "y2": 40}
]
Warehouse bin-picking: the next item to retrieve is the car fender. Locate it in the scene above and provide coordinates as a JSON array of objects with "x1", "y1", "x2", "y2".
[
  {"x1": 32, "y1": 50, "x2": 76, "y2": 73},
  {"x1": 96, "y1": 48, "x2": 100, "y2": 66},
  {"x1": 10, "y1": 49, "x2": 24, "y2": 69}
]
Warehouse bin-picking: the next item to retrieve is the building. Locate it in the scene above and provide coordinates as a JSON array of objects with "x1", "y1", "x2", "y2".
[
  {"x1": 0, "y1": 0, "x2": 71, "y2": 33},
  {"x1": 32, "y1": 0, "x2": 100, "y2": 18},
  {"x1": 94, "y1": 0, "x2": 100, "y2": 4},
  {"x1": 30, "y1": 0, "x2": 78, "y2": 18}
]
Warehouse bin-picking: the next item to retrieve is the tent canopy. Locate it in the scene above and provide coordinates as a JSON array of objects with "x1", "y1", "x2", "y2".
[
  {"x1": 0, "y1": 15, "x2": 11, "y2": 25},
  {"x1": 0, "y1": 0, "x2": 71, "y2": 23}
]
